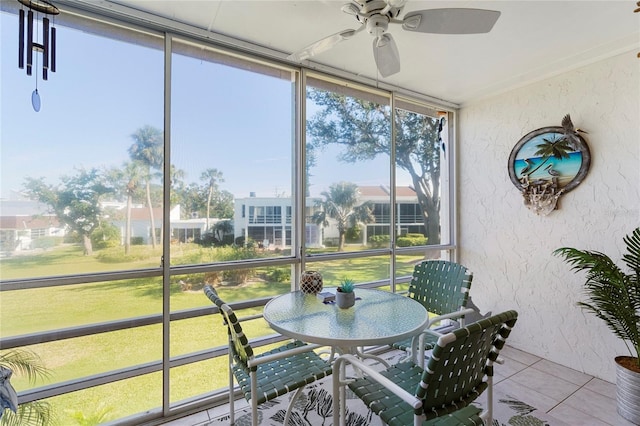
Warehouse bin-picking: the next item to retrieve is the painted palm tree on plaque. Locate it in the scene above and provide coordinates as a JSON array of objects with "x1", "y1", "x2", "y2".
[{"x1": 508, "y1": 115, "x2": 591, "y2": 215}]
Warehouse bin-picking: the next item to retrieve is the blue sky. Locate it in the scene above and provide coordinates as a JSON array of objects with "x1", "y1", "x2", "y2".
[{"x1": 1, "y1": 9, "x2": 407, "y2": 201}]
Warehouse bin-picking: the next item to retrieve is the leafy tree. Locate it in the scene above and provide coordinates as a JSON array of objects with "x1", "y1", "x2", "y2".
[
  {"x1": 210, "y1": 189, "x2": 234, "y2": 219},
  {"x1": 311, "y1": 181, "x2": 374, "y2": 251},
  {"x1": 306, "y1": 89, "x2": 443, "y2": 243},
  {"x1": 168, "y1": 164, "x2": 186, "y2": 209},
  {"x1": 128, "y1": 125, "x2": 163, "y2": 248},
  {"x1": 175, "y1": 183, "x2": 206, "y2": 219},
  {"x1": 24, "y1": 168, "x2": 114, "y2": 255}
]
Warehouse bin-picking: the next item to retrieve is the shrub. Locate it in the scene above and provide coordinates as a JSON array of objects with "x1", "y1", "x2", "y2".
[
  {"x1": 64, "y1": 231, "x2": 82, "y2": 244},
  {"x1": 345, "y1": 226, "x2": 361, "y2": 243},
  {"x1": 91, "y1": 223, "x2": 121, "y2": 250},
  {"x1": 368, "y1": 235, "x2": 390, "y2": 248},
  {"x1": 266, "y1": 267, "x2": 290, "y2": 283},
  {"x1": 197, "y1": 232, "x2": 217, "y2": 247},
  {"x1": 323, "y1": 238, "x2": 338, "y2": 247},
  {"x1": 95, "y1": 245, "x2": 159, "y2": 263},
  {"x1": 396, "y1": 234, "x2": 428, "y2": 247},
  {"x1": 130, "y1": 237, "x2": 144, "y2": 246}
]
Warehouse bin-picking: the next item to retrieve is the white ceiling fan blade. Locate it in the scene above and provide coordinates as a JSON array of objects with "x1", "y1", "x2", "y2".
[
  {"x1": 402, "y1": 8, "x2": 500, "y2": 34},
  {"x1": 373, "y1": 34, "x2": 400, "y2": 78},
  {"x1": 287, "y1": 25, "x2": 364, "y2": 62}
]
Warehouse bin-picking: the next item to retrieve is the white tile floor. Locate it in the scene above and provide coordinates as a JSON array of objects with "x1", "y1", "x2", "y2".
[{"x1": 160, "y1": 346, "x2": 636, "y2": 426}]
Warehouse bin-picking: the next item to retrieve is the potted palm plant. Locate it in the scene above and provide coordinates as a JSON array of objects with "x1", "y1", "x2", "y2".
[
  {"x1": 0, "y1": 349, "x2": 53, "y2": 426},
  {"x1": 554, "y1": 227, "x2": 640, "y2": 423},
  {"x1": 336, "y1": 278, "x2": 356, "y2": 309}
]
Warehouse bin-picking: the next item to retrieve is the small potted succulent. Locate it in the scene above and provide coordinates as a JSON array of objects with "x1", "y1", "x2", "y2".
[{"x1": 336, "y1": 278, "x2": 356, "y2": 309}]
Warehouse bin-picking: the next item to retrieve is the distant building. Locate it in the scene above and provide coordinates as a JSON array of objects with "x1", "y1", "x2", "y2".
[
  {"x1": 233, "y1": 194, "x2": 309, "y2": 249},
  {"x1": 233, "y1": 186, "x2": 424, "y2": 248},
  {"x1": 109, "y1": 205, "x2": 218, "y2": 244},
  {"x1": 358, "y1": 186, "x2": 425, "y2": 239},
  {"x1": 0, "y1": 200, "x2": 63, "y2": 254},
  {"x1": 0, "y1": 200, "x2": 220, "y2": 254}
]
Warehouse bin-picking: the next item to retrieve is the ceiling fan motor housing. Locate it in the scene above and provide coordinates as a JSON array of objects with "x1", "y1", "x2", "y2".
[{"x1": 366, "y1": 14, "x2": 390, "y2": 36}]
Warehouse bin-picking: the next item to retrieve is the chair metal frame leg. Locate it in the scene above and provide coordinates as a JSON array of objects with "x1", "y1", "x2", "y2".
[
  {"x1": 250, "y1": 370, "x2": 258, "y2": 426},
  {"x1": 332, "y1": 356, "x2": 348, "y2": 426},
  {"x1": 479, "y1": 375, "x2": 493, "y2": 425},
  {"x1": 283, "y1": 387, "x2": 305, "y2": 425},
  {"x1": 229, "y1": 353, "x2": 235, "y2": 425}
]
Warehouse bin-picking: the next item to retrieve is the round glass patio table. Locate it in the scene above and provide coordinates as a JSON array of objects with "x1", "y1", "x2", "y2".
[{"x1": 263, "y1": 288, "x2": 429, "y2": 353}]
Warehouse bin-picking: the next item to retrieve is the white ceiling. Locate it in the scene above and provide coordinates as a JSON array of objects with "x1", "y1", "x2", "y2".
[{"x1": 106, "y1": 1, "x2": 639, "y2": 106}]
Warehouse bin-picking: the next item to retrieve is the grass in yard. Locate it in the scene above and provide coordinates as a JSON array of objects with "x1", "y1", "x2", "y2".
[{"x1": 0, "y1": 243, "x2": 425, "y2": 423}]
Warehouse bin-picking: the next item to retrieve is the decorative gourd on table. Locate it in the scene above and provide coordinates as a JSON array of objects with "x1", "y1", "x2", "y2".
[{"x1": 300, "y1": 270, "x2": 323, "y2": 294}]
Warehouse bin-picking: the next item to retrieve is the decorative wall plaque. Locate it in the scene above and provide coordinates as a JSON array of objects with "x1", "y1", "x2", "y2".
[{"x1": 508, "y1": 114, "x2": 591, "y2": 215}]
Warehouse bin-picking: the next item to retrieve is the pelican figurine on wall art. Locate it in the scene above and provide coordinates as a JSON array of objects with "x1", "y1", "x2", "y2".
[
  {"x1": 561, "y1": 114, "x2": 588, "y2": 149},
  {"x1": 520, "y1": 158, "x2": 534, "y2": 175}
]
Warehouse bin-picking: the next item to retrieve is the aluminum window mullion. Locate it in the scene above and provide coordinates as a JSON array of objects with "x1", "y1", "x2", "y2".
[
  {"x1": 162, "y1": 32, "x2": 173, "y2": 417},
  {"x1": 390, "y1": 93, "x2": 397, "y2": 293}
]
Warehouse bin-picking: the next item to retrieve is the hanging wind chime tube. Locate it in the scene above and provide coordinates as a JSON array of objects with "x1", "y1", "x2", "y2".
[{"x1": 16, "y1": 0, "x2": 59, "y2": 111}]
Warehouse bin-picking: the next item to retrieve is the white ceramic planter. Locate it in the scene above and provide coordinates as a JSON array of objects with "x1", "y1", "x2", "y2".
[
  {"x1": 335, "y1": 290, "x2": 355, "y2": 309},
  {"x1": 615, "y1": 356, "x2": 640, "y2": 424}
]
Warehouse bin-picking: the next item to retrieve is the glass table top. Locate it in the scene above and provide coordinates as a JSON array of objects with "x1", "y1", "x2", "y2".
[{"x1": 263, "y1": 288, "x2": 429, "y2": 348}]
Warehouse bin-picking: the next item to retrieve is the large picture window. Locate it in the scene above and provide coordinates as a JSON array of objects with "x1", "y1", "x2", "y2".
[
  {"x1": 305, "y1": 75, "x2": 391, "y2": 256},
  {"x1": 0, "y1": 5, "x2": 455, "y2": 424}
]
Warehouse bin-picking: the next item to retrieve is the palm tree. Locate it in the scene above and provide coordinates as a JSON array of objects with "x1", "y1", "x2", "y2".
[
  {"x1": 122, "y1": 162, "x2": 145, "y2": 255},
  {"x1": 524, "y1": 135, "x2": 573, "y2": 177},
  {"x1": 128, "y1": 126, "x2": 163, "y2": 249},
  {"x1": 200, "y1": 169, "x2": 224, "y2": 233},
  {"x1": 107, "y1": 162, "x2": 145, "y2": 255},
  {"x1": 212, "y1": 219, "x2": 233, "y2": 244},
  {"x1": 311, "y1": 182, "x2": 374, "y2": 251}
]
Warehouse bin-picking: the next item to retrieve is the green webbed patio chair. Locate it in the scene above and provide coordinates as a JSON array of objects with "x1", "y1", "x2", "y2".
[
  {"x1": 203, "y1": 285, "x2": 332, "y2": 426},
  {"x1": 333, "y1": 310, "x2": 518, "y2": 426},
  {"x1": 392, "y1": 260, "x2": 474, "y2": 368}
]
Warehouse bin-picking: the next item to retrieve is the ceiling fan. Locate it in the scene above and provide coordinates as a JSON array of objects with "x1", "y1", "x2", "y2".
[{"x1": 287, "y1": 0, "x2": 500, "y2": 78}]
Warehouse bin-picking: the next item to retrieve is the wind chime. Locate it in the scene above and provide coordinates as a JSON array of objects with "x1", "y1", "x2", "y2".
[{"x1": 16, "y1": 0, "x2": 59, "y2": 112}]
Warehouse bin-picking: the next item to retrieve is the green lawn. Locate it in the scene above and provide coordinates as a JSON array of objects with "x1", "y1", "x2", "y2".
[{"x1": 0, "y1": 243, "x2": 422, "y2": 424}]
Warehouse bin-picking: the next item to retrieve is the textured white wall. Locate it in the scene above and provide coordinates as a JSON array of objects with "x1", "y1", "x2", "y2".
[{"x1": 458, "y1": 52, "x2": 640, "y2": 382}]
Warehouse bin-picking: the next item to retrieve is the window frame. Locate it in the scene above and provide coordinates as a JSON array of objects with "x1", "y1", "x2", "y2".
[{"x1": 0, "y1": 3, "x2": 459, "y2": 424}]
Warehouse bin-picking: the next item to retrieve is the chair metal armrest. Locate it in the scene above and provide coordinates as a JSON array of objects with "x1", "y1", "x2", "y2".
[
  {"x1": 248, "y1": 342, "x2": 326, "y2": 367},
  {"x1": 426, "y1": 307, "x2": 475, "y2": 328},
  {"x1": 334, "y1": 354, "x2": 422, "y2": 409}
]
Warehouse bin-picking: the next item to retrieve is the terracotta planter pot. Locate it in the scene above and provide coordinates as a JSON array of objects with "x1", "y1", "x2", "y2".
[{"x1": 615, "y1": 356, "x2": 640, "y2": 424}]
